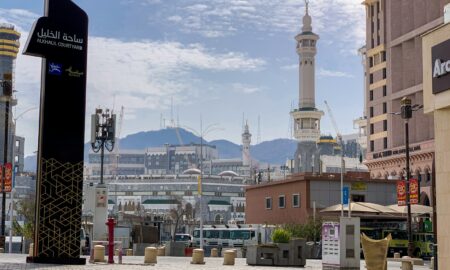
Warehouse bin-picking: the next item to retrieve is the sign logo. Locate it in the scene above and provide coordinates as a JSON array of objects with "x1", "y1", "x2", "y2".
[
  {"x1": 397, "y1": 180, "x2": 406, "y2": 206},
  {"x1": 48, "y1": 62, "x2": 62, "y2": 75},
  {"x1": 65, "y1": 66, "x2": 84, "y2": 78}
]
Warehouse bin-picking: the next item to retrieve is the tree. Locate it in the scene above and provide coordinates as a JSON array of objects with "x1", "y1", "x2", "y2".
[
  {"x1": 169, "y1": 200, "x2": 193, "y2": 241},
  {"x1": 12, "y1": 194, "x2": 35, "y2": 241},
  {"x1": 284, "y1": 217, "x2": 322, "y2": 242}
]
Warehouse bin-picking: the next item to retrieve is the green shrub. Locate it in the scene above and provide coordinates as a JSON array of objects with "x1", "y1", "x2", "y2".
[{"x1": 271, "y1": 228, "x2": 291, "y2": 243}]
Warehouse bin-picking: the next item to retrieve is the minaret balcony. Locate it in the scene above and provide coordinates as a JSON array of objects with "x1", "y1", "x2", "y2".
[{"x1": 294, "y1": 129, "x2": 321, "y2": 142}]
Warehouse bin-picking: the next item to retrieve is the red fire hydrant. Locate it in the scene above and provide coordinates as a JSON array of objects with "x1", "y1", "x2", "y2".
[{"x1": 106, "y1": 217, "x2": 115, "y2": 264}]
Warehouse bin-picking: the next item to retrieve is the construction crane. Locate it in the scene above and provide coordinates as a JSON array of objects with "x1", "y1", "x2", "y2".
[
  {"x1": 324, "y1": 100, "x2": 345, "y2": 217},
  {"x1": 111, "y1": 106, "x2": 124, "y2": 177}
]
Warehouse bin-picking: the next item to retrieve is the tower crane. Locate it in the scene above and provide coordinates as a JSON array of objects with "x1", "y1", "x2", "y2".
[{"x1": 324, "y1": 100, "x2": 345, "y2": 217}]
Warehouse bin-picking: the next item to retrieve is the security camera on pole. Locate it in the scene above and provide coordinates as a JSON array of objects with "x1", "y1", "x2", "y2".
[{"x1": 91, "y1": 108, "x2": 115, "y2": 242}]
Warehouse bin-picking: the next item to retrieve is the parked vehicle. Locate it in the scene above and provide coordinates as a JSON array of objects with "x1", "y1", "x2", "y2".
[
  {"x1": 174, "y1": 233, "x2": 193, "y2": 246},
  {"x1": 413, "y1": 233, "x2": 434, "y2": 258},
  {"x1": 192, "y1": 224, "x2": 269, "y2": 248}
]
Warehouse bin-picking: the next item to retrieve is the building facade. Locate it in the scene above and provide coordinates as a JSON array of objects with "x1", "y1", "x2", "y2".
[
  {"x1": 0, "y1": 24, "x2": 20, "y2": 165},
  {"x1": 362, "y1": 0, "x2": 450, "y2": 205},
  {"x1": 83, "y1": 174, "x2": 249, "y2": 239},
  {"x1": 422, "y1": 11, "x2": 450, "y2": 267},
  {"x1": 245, "y1": 172, "x2": 396, "y2": 225}
]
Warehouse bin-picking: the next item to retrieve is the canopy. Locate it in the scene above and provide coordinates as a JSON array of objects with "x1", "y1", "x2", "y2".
[
  {"x1": 218, "y1": 170, "x2": 239, "y2": 177},
  {"x1": 182, "y1": 168, "x2": 202, "y2": 175},
  {"x1": 320, "y1": 202, "x2": 398, "y2": 214},
  {"x1": 388, "y1": 204, "x2": 433, "y2": 215}
]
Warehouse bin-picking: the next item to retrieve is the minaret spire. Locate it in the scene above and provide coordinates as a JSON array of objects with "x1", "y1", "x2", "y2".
[{"x1": 302, "y1": 0, "x2": 312, "y2": 33}]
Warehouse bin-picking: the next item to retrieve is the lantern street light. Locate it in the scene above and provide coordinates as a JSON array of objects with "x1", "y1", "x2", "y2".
[
  {"x1": 398, "y1": 97, "x2": 423, "y2": 257},
  {"x1": 91, "y1": 108, "x2": 116, "y2": 185}
]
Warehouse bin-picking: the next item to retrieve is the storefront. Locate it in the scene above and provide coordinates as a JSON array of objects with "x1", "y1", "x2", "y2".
[{"x1": 422, "y1": 17, "x2": 450, "y2": 269}]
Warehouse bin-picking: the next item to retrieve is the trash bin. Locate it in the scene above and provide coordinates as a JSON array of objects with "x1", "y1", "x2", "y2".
[{"x1": 361, "y1": 233, "x2": 391, "y2": 270}]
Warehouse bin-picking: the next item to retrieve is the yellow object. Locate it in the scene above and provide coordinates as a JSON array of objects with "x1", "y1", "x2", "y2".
[
  {"x1": 197, "y1": 175, "x2": 202, "y2": 195},
  {"x1": 157, "y1": 246, "x2": 165, "y2": 256},
  {"x1": 211, "y1": 248, "x2": 218, "y2": 257},
  {"x1": 223, "y1": 249, "x2": 236, "y2": 265},
  {"x1": 361, "y1": 233, "x2": 391, "y2": 270},
  {"x1": 94, "y1": 245, "x2": 105, "y2": 262},
  {"x1": 191, "y1": 248, "x2": 205, "y2": 264},
  {"x1": 28, "y1": 243, "x2": 34, "y2": 257},
  {"x1": 144, "y1": 247, "x2": 157, "y2": 264},
  {"x1": 126, "y1": 248, "x2": 133, "y2": 256}
]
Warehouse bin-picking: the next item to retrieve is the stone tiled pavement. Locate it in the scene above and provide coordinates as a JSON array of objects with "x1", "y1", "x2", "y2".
[{"x1": 0, "y1": 254, "x2": 431, "y2": 269}]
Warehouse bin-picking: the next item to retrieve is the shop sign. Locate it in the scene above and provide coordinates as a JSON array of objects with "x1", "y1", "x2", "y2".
[
  {"x1": 351, "y1": 182, "x2": 367, "y2": 191},
  {"x1": 397, "y1": 180, "x2": 406, "y2": 206},
  {"x1": 432, "y1": 39, "x2": 450, "y2": 94}
]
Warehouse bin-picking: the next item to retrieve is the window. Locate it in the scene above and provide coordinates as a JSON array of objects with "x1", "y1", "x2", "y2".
[
  {"x1": 370, "y1": 124, "x2": 374, "y2": 135},
  {"x1": 382, "y1": 68, "x2": 386, "y2": 79},
  {"x1": 383, "y1": 120, "x2": 387, "y2": 131},
  {"x1": 278, "y1": 195, "x2": 285, "y2": 208},
  {"x1": 369, "y1": 57, "x2": 373, "y2": 68},
  {"x1": 369, "y1": 107, "x2": 374, "y2": 117},
  {"x1": 382, "y1": 51, "x2": 386, "y2": 62},
  {"x1": 292, "y1": 194, "x2": 300, "y2": 208},
  {"x1": 370, "y1": 140, "x2": 374, "y2": 152},
  {"x1": 265, "y1": 197, "x2": 272, "y2": 210},
  {"x1": 369, "y1": 90, "x2": 373, "y2": 101},
  {"x1": 369, "y1": 74, "x2": 374, "y2": 84},
  {"x1": 383, "y1": 137, "x2": 388, "y2": 149},
  {"x1": 383, "y1": 85, "x2": 387, "y2": 96},
  {"x1": 351, "y1": 194, "x2": 365, "y2": 202},
  {"x1": 383, "y1": 102, "x2": 387, "y2": 114}
]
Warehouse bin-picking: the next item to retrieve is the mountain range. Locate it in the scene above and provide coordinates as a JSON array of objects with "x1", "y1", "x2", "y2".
[{"x1": 24, "y1": 128, "x2": 297, "y2": 172}]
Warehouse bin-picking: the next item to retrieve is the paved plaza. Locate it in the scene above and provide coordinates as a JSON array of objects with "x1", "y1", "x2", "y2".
[{"x1": 0, "y1": 254, "x2": 432, "y2": 270}]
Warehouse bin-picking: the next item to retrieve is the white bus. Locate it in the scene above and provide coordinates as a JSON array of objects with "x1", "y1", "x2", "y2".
[{"x1": 192, "y1": 224, "x2": 273, "y2": 248}]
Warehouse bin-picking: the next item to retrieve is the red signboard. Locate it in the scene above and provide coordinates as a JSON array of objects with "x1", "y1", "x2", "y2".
[
  {"x1": 397, "y1": 179, "x2": 419, "y2": 206},
  {"x1": 0, "y1": 163, "x2": 12, "y2": 193},
  {"x1": 409, "y1": 178, "x2": 419, "y2": 205},
  {"x1": 397, "y1": 180, "x2": 406, "y2": 206}
]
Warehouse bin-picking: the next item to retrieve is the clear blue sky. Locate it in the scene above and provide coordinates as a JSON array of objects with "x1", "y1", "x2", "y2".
[{"x1": 1, "y1": 0, "x2": 366, "y2": 156}]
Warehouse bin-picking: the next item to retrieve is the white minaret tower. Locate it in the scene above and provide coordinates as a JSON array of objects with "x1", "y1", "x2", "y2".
[
  {"x1": 290, "y1": 0, "x2": 324, "y2": 173},
  {"x1": 242, "y1": 121, "x2": 252, "y2": 166}
]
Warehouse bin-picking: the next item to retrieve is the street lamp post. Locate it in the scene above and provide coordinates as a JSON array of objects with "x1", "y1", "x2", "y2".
[
  {"x1": 399, "y1": 97, "x2": 422, "y2": 258},
  {"x1": 183, "y1": 120, "x2": 221, "y2": 250}
]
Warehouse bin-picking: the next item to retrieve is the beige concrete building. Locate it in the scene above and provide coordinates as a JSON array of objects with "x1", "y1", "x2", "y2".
[
  {"x1": 362, "y1": 0, "x2": 450, "y2": 205},
  {"x1": 422, "y1": 8, "x2": 450, "y2": 269}
]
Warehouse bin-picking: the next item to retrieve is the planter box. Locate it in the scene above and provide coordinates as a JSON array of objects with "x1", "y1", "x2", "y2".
[{"x1": 246, "y1": 239, "x2": 306, "y2": 267}]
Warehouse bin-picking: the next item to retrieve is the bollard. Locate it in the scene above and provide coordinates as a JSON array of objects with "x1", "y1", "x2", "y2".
[
  {"x1": 157, "y1": 246, "x2": 165, "y2": 256},
  {"x1": 401, "y1": 256, "x2": 413, "y2": 270},
  {"x1": 94, "y1": 245, "x2": 105, "y2": 262},
  {"x1": 144, "y1": 247, "x2": 157, "y2": 264},
  {"x1": 28, "y1": 243, "x2": 34, "y2": 257},
  {"x1": 191, "y1": 248, "x2": 205, "y2": 264},
  {"x1": 223, "y1": 249, "x2": 236, "y2": 265},
  {"x1": 430, "y1": 257, "x2": 434, "y2": 269},
  {"x1": 118, "y1": 248, "x2": 123, "y2": 264},
  {"x1": 211, "y1": 248, "x2": 218, "y2": 257},
  {"x1": 0, "y1": 248, "x2": 3, "y2": 253},
  {"x1": 126, "y1": 249, "x2": 133, "y2": 256},
  {"x1": 115, "y1": 249, "x2": 119, "y2": 256},
  {"x1": 394, "y1": 252, "x2": 400, "y2": 258}
]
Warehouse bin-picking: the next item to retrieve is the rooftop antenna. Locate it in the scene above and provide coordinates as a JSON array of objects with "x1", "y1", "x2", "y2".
[
  {"x1": 177, "y1": 106, "x2": 180, "y2": 128},
  {"x1": 257, "y1": 115, "x2": 261, "y2": 144},
  {"x1": 170, "y1": 97, "x2": 174, "y2": 127}
]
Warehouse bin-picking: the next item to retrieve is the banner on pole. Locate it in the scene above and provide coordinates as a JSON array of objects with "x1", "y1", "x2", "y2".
[
  {"x1": 0, "y1": 163, "x2": 11, "y2": 193},
  {"x1": 343, "y1": 186, "x2": 349, "y2": 206},
  {"x1": 409, "y1": 178, "x2": 419, "y2": 204},
  {"x1": 397, "y1": 180, "x2": 406, "y2": 206}
]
